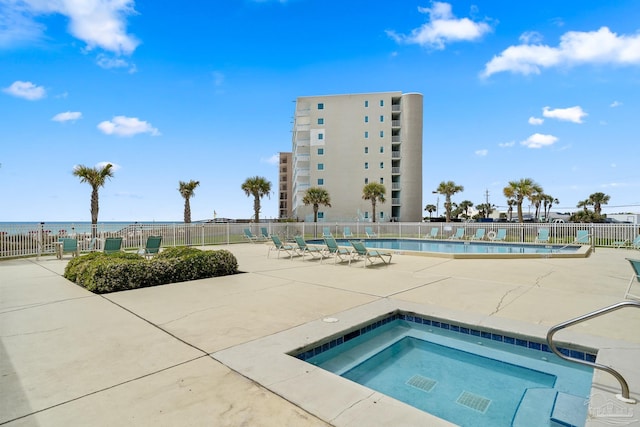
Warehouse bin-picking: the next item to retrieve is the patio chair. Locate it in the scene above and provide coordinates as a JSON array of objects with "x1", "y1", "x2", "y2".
[
  {"x1": 268, "y1": 235, "x2": 297, "y2": 259},
  {"x1": 322, "y1": 227, "x2": 333, "y2": 238},
  {"x1": 365, "y1": 226, "x2": 377, "y2": 238},
  {"x1": 56, "y1": 237, "x2": 78, "y2": 259},
  {"x1": 573, "y1": 230, "x2": 590, "y2": 245},
  {"x1": 614, "y1": 235, "x2": 640, "y2": 249},
  {"x1": 243, "y1": 228, "x2": 262, "y2": 243},
  {"x1": 349, "y1": 240, "x2": 392, "y2": 268},
  {"x1": 294, "y1": 236, "x2": 325, "y2": 260},
  {"x1": 260, "y1": 227, "x2": 271, "y2": 239},
  {"x1": 448, "y1": 228, "x2": 464, "y2": 240},
  {"x1": 490, "y1": 228, "x2": 507, "y2": 242},
  {"x1": 425, "y1": 227, "x2": 439, "y2": 239},
  {"x1": 323, "y1": 236, "x2": 352, "y2": 264},
  {"x1": 624, "y1": 258, "x2": 640, "y2": 300},
  {"x1": 535, "y1": 228, "x2": 550, "y2": 243},
  {"x1": 138, "y1": 235, "x2": 162, "y2": 258},
  {"x1": 103, "y1": 237, "x2": 123, "y2": 254},
  {"x1": 343, "y1": 227, "x2": 354, "y2": 239},
  {"x1": 470, "y1": 228, "x2": 485, "y2": 240}
]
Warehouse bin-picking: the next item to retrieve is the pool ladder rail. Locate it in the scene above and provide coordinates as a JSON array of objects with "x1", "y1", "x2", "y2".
[{"x1": 546, "y1": 300, "x2": 640, "y2": 404}]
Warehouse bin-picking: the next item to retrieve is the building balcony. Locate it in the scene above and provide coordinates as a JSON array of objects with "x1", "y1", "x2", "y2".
[
  {"x1": 392, "y1": 182, "x2": 401, "y2": 190},
  {"x1": 392, "y1": 135, "x2": 401, "y2": 143},
  {"x1": 392, "y1": 198, "x2": 401, "y2": 205},
  {"x1": 391, "y1": 120, "x2": 400, "y2": 128},
  {"x1": 392, "y1": 151, "x2": 401, "y2": 158},
  {"x1": 391, "y1": 167, "x2": 400, "y2": 174},
  {"x1": 392, "y1": 105, "x2": 401, "y2": 112}
]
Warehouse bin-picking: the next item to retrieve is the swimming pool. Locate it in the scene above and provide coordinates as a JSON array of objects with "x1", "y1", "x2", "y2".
[
  {"x1": 308, "y1": 238, "x2": 590, "y2": 258},
  {"x1": 295, "y1": 313, "x2": 594, "y2": 427}
]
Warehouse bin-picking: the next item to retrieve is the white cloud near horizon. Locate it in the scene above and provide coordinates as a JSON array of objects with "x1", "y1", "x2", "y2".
[
  {"x1": 387, "y1": 1, "x2": 492, "y2": 49},
  {"x1": 475, "y1": 149, "x2": 488, "y2": 156},
  {"x1": 261, "y1": 154, "x2": 280, "y2": 165},
  {"x1": 610, "y1": 100, "x2": 622, "y2": 107},
  {"x1": 1, "y1": 0, "x2": 139, "y2": 55},
  {"x1": 97, "y1": 116, "x2": 160, "y2": 137},
  {"x1": 3, "y1": 80, "x2": 45, "y2": 100},
  {"x1": 521, "y1": 133, "x2": 558, "y2": 148},
  {"x1": 52, "y1": 111, "x2": 82, "y2": 122},
  {"x1": 528, "y1": 116, "x2": 544, "y2": 125},
  {"x1": 542, "y1": 106, "x2": 587, "y2": 123},
  {"x1": 498, "y1": 141, "x2": 515, "y2": 148},
  {"x1": 482, "y1": 26, "x2": 640, "y2": 77},
  {"x1": 73, "y1": 161, "x2": 121, "y2": 172}
]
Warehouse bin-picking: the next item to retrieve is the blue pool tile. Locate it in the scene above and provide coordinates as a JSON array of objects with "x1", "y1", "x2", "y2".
[
  {"x1": 570, "y1": 350, "x2": 585, "y2": 360},
  {"x1": 450, "y1": 325, "x2": 460, "y2": 332},
  {"x1": 528, "y1": 341, "x2": 541, "y2": 351},
  {"x1": 470, "y1": 329, "x2": 481, "y2": 337},
  {"x1": 586, "y1": 353, "x2": 597, "y2": 363},
  {"x1": 481, "y1": 331, "x2": 492, "y2": 339},
  {"x1": 491, "y1": 334, "x2": 503, "y2": 342},
  {"x1": 516, "y1": 339, "x2": 528, "y2": 347},
  {"x1": 441, "y1": 323, "x2": 450, "y2": 330},
  {"x1": 432, "y1": 321, "x2": 441, "y2": 328},
  {"x1": 460, "y1": 327, "x2": 469, "y2": 334},
  {"x1": 504, "y1": 336, "x2": 515, "y2": 345},
  {"x1": 559, "y1": 348, "x2": 571, "y2": 357},
  {"x1": 423, "y1": 318, "x2": 431, "y2": 325}
]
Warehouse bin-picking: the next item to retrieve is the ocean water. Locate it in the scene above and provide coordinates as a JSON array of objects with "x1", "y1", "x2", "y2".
[{"x1": 0, "y1": 221, "x2": 180, "y2": 235}]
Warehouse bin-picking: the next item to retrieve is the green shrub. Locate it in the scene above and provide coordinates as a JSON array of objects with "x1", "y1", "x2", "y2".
[{"x1": 63, "y1": 247, "x2": 239, "y2": 294}]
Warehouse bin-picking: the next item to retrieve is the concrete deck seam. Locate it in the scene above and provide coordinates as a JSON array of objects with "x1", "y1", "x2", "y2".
[
  {"x1": 387, "y1": 276, "x2": 451, "y2": 297},
  {"x1": 0, "y1": 295, "x2": 95, "y2": 314}
]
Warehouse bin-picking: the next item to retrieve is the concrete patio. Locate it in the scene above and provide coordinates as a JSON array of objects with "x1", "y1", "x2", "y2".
[{"x1": 1, "y1": 243, "x2": 639, "y2": 426}]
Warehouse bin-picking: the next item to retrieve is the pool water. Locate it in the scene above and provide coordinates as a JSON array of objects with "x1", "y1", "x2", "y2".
[{"x1": 301, "y1": 318, "x2": 593, "y2": 427}]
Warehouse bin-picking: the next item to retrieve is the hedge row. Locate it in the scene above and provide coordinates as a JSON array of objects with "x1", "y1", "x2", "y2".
[{"x1": 63, "y1": 247, "x2": 239, "y2": 293}]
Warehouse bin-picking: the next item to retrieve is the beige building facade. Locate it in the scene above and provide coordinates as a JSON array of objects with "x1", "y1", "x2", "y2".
[{"x1": 283, "y1": 91, "x2": 423, "y2": 222}]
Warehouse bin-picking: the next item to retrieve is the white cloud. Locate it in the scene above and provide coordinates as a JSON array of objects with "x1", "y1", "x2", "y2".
[
  {"x1": 212, "y1": 71, "x2": 225, "y2": 86},
  {"x1": 498, "y1": 141, "x2": 515, "y2": 147},
  {"x1": 610, "y1": 100, "x2": 622, "y2": 107},
  {"x1": 520, "y1": 133, "x2": 558, "y2": 148},
  {"x1": 482, "y1": 26, "x2": 640, "y2": 77},
  {"x1": 1, "y1": 0, "x2": 139, "y2": 55},
  {"x1": 97, "y1": 116, "x2": 160, "y2": 137},
  {"x1": 542, "y1": 106, "x2": 587, "y2": 123},
  {"x1": 95, "y1": 161, "x2": 121, "y2": 171},
  {"x1": 97, "y1": 53, "x2": 136, "y2": 72},
  {"x1": 261, "y1": 154, "x2": 280, "y2": 165},
  {"x1": 475, "y1": 149, "x2": 488, "y2": 156},
  {"x1": 52, "y1": 111, "x2": 82, "y2": 122},
  {"x1": 3, "y1": 80, "x2": 46, "y2": 100},
  {"x1": 528, "y1": 116, "x2": 544, "y2": 125},
  {"x1": 387, "y1": 2, "x2": 492, "y2": 49}
]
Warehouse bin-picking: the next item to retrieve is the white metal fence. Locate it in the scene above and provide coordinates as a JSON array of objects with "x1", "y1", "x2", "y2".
[{"x1": 1, "y1": 221, "x2": 638, "y2": 259}]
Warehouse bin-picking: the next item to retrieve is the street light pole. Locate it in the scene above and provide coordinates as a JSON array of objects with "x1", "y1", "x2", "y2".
[{"x1": 432, "y1": 190, "x2": 439, "y2": 217}]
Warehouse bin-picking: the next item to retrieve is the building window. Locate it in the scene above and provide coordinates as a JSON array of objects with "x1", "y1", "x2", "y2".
[
  {"x1": 318, "y1": 212, "x2": 324, "y2": 219},
  {"x1": 380, "y1": 162, "x2": 384, "y2": 169},
  {"x1": 364, "y1": 131, "x2": 369, "y2": 138},
  {"x1": 365, "y1": 100, "x2": 369, "y2": 107},
  {"x1": 364, "y1": 212, "x2": 369, "y2": 219},
  {"x1": 318, "y1": 118, "x2": 324, "y2": 125},
  {"x1": 364, "y1": 147, "x2": 368, "y2": 154},
  {"x1": 379, "y1": 146, "x2": 384, "y2": 153},
  {"x1": 318, "y1": 133, "x2": 324, "y2": 140},
  {"x1": 380, "y1": 100, "x2": 384, "y2": 107},
  {"x1": 380, "y1": 177, "x2": 384, "y2": 184},
  {"x1": 318, "y1": 178, "x2": 324, "y2": 185},
  {"x1": 379, "y1": 131, "x2": 384, "y2": 137},
  {"x1": 364, "y1": 178, "x2": 369, "y2": 184},
  {"x1": 380, "y1": 115, "x2": 384, "y2": 122},
  {"x1": 364, "y1": 162, "x2": 369, "y2": 169},
  {"x1": 318, "y1": 103, "x2": 324, "y2": 110},
  {"x1": 380, "y1": 212, "x2": 384, "y2": 219},
  {"x1": 365, "y1": 116, "x2": 369, "y2": 123},
  {"x1": 317, "y1": 148, "x2": 324, "y2": 155},
  {"x1": 317, "y1": 163, "x2": 324, "y2": 170}
]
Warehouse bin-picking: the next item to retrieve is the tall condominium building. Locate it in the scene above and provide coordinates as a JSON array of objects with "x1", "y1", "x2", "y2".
[{"x1": 283, "y1": 91, "x2": 423, "y2": 222}]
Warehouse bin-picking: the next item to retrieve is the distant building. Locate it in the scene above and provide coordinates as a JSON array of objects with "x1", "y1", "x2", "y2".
[
  {"x1": 280, "y1": 91, "x2": 423, "y2": 222},
  {"x1": 278, "y1": 152, "x2": 292, "y2": 219}
]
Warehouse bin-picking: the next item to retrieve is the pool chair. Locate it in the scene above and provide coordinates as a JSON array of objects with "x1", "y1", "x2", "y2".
[
  {"x1": 349, "y1": 240, "x2": 392, "y2": 268},
  {"x1": 294, "y1": 236, "x2": 325, "y2": 260},
  {"x1": 470, "y1": 228, "x2": 486, "y2": 240},
  {"x1": 138, "y1": 235, "x2": 162, "y2": 258},
  {"x1": 322, "y1": 227, "x2": 333, "y2": 238},
  {"x1": 489, "y1": 228, "x2": 507, "y2": 242},
  {"x1": 260, "y1": 227, "x2": 271, "y2": 240},
  {"x1": 448, "y1": 228, "x2": 465, "y2": 240},
  {"x1": 243, "y1": 228, "x2": 262, "y2": 243},
  {"x1": 343, "y1": 227, "x2": 355, "y2": 239},
  {"x1": 573, "y1": 230, "x2": 590, "y2": 245},
  {"x1": 365, "y1": 226, "x2": 377, "y2": 238},
  {"x1": 268, "y1": 235, "x2": 297, "y2": 259},
  {"x1": 56, "y1": 237, "x2": 79, "y2": 259},
  {"x1": 103, "y1": 237, "x2": 123, "y2": 254},
  {"x1": 323, "y1": 236, "x2": 352, "y2": 264},
  {"x1": 624, "y1": 258, "x2": 640, "y2": 300},
  {"x1": 614, "y1": 235, "x2": 640, "y2": 249},
  {"x1": 425, "y1": 227, "x2": 439, "y2": 239},
  {"x1": 535, "y1": 228, "x2": 550, "y2": 243}
]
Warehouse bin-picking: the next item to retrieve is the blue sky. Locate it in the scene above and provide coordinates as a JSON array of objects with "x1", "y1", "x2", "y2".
[{"x1": 1, "y1": 0, "x2": 639, "y2": 222}]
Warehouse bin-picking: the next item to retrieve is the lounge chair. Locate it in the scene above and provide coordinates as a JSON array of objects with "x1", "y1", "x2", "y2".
[
  {"x1": 449, "y1": 228, "x2": 464, "y2": 240},
  {"x1": 322, "y1": 227, "x2": 333, "y2": 238},
  {"x1": 535, "y1": 228, "x2": 550, "y2": 243},
  {"x1": 470, "y1": 228, "x2": 485, "y2": 240},
  {"x1": 365, "y1": 226, "x2": 377, "y2": 238},
  {"x1": 343, "y1": 227, "x2": 354, "y2": 239},
  {"x1": 624, "y1": 258, "x2": 640, "y2": 300},
  {"x1": 138, "y1": 235, "x2": 162, "y2": 258},
  {"x1": 573, "y1": 230, "x2": 590, "y2": 245},
  {"x1": 260, "y1": 227, "x2": 270, "y2": 239},
  {"x1": 489, "y1": 228, "x2": 507, "y2": 241},
  {"x1": 349, "y1": 240, "x2": 392, "y2": 267},
  {"x1": 243, "y1": 228, "x2": 262, "y2": 243},
  {"x1": 268, "y1": 235, "x2": 297, "y2": 259},
  {"x1": 294, "y1": 236, "x2": 325, "y2": 260},
  {"x1": 56, "y1": 237, "x2": 78, "y2": 259},
  {"x1": 614, "y1": 235, "x2": 640, "y2": 249},
  {"x1": 323, "y1": 236, "x2": 352, "y2": 264},
  {"x1": 425, "y1": 227, "x2": 439, "y2": 239},
  {"x1": 103, "y1": 237, "x2": 123, "y2": 254}
]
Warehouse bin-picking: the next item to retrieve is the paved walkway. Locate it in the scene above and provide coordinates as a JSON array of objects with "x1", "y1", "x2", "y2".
[{"x1": 1, "y1": 244, "x2": 639, "y2": 426}]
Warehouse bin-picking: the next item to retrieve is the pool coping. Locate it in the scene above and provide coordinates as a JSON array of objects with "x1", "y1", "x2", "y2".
[{"x1": 212, "y1": 299, "x2": 638, "y2": 426}]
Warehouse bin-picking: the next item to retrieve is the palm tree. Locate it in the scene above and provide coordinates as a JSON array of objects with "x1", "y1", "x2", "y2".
[
  {"x1": 587, "y1": 192, "x2": 610, "y2": 215},
  {"x1": 459, "y1": 200, "x2": 473, "y2": 220},
  {"x1": 435, "y1": 181, "x2": 464, "y2": 222},
  {"x1": 506, "y1": 198, "x2": 516, "y2": 221},
  {"x1": 530, "y1": 192, "x2": 543, "y2": 222},
  {"x1": 242, "y1": 176, "x2": 272, "y2": 222},
  {"x1": 303, "y1": 187, "x2": 331, "y2": 222},
  {"x1": 503, "y1": 178, "x2": 543, "y2": 223},
  {"x1": 73, "y1": 163, "x2": 114, "y2": 237},
  {"x1": 424, "y1": 204, "x2": 437, "y2": 220},
  {"x1": 577, "y1": 199, "x2": 591, "y2": 213},
  {"x1": 542, "y1": 195, "x2": 559, "y2": 220},
  {"x1": 178, "y1": 180, "x2": 200, "y2": 223},
  {"x1": 362, "y1": 182, "x2": 386, "y2": 223}
]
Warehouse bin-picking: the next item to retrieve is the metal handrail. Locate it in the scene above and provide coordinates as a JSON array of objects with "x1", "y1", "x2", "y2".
[{"x1": 546, "y1": 300, "x2": 640, "y2": 403}]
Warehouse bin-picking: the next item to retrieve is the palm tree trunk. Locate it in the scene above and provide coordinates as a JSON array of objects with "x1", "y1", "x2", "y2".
[
  {"x1": 253, "y1": 194, "x2": 260, "y2": 222},
  {"x1": 91, "y1": 186, "x2": 99, "y2": 238}
]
